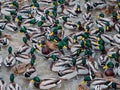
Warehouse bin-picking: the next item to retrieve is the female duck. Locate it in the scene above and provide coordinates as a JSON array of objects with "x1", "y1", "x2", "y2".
[
  {"x1": 6, "y1": 74, "x2": 21, "y2": 90},
  {"x1": 29, "y1": 76, "x2": 61, "y2": 90},
  {"x1": 4, "y1": 46, "x2": 16, "y2": 67},
  {"x1": 23, "y1": 57, "x2": 37, "y2": 79}
]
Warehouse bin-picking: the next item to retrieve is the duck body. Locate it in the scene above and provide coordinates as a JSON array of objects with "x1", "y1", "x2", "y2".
[
  {"x1": 0, "y1": 78, "x2": 6, "y2": 90},
  {"x1": 77, "y1": 65, "x2": 89, "y2": 75},
  {"x1": 63, "y1": 22, "x2": 77, "y2": 30},
  {"x1": 0, "y1": 37, "x2": 9, "y2": 47},
  {"x1": 113, "y1": 34, "x2": 120, "y2": 44},
  {"x1": 58, "y1": 68, "x2": 77, "y2": 80},
  {"x1": 24, "y1": 66, "x2": 37, "y2": 79},
  {"x1": 4, "y1": 54, "x2": 16, "y2": 67},
  {"x1": 15, "y1": 54, "x2": 31, "y2": 63},
  {"x1": 5, "y1": 22, "x2": 18, "y2": 32},
  {"x1": 6, "y1": 82, "x2": 22, "y2": 90}
]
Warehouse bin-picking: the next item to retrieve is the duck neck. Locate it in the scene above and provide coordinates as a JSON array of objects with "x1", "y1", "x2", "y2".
[{"x1": 34, "y1": 82, "x2": 40, "y2": 88}]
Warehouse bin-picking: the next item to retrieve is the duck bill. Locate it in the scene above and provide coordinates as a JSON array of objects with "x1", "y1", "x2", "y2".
[
  {"x1": 63, "y1": 46, "x2": 67, "y2": 49},
  {"x1": 103, "y1": 65, "x2": 108, "y2": 69},
  {"x1": 81, "y1": 80, "x2": 86, "y2": 85}
]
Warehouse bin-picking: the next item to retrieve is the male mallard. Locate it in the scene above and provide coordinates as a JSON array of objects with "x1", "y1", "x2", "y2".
[
  {"x1": 83, "y1": 12, "x2": 92, "y2": 22},
  {"x1": 23, "y1": 57, "x2": 37, "y2": 79},
  {"x1": 5, "y1": 22, "x2": 18, "y2": 32},
  {"x1": 29, "y1": 76, "x2": 61, "y2": 89},
  {"x1": 0, "y1": 78, "x2": 6, "y2": 90},
  {"x1": 4, "y1": 46, "x2": 16, "y2": 67},
  {"x1": 113, "y1": 34, "x2": 120, "y2": 44},
  {"x1": 6, "y1": 74, "x2": 21, "y2": 90}
]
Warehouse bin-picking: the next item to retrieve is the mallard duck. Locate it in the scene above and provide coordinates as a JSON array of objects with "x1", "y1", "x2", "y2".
[
  {"x1": 83, "y1": 12, "x2": 92, "y2": 22},
  {"x1": 5, "y1": 22, "x2": 18, "y2": 32},
  {"x1": 113, "y1": 34, "x2": 120, "y2": 44},
  {"x1": 92, "y1": 1, "x2": 107, "y2": 10},
  {"x1": 29, "y1": 76, "x2": 61, "y2": 89},
  {"x1": 84, "y1": 20, "x2": 94, "y2": 29},
  {"x1": 115, "y1": 23, "x2": 120, "y2": 33},
  {"x1": 50, "y1": 59, "x2": 71, "y2": 72},
  {"x1": 0, "y1": 37, "x2": 9, "y2": 47},
  {"x1": 23, "y1": 57, "x2": 37, "y2": 79},
  {"x1": 0, "y1": 78, "x2": 6, "y2": 90},
  {"x1": 15, "y1": 37, "x2": 31, "y2": 54},
  {"x1": 4, "y1": 46, "x2": 16, "y2": 67},
  {"x1": 6, "y1": 74, "x2": 21, "y2": 90},
  {"x1": 63, "y1": 21, "x2": 77, "y2": 30},
  {"x1": 84, "y1": 1, "x2": 94, "y2": 11},
  {"x1": 12, "y1": 63, "x2": 31, "y2": 74}
]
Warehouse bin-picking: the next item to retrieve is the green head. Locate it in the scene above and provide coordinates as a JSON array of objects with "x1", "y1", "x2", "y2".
[
  {"x1": 10, "y1": 10, "x2": 17, "y2": 15},
  {"x1": 76, "y1": 49, "x2": 81, "y2": 56},
  {"x1": 80, "y1": 40, "x2": 85, "y2": 48},
  {"x1": 63, "y1": 37, "x2": 68, "y2": 42},
  {"x1": 52, "y1": 11, "x2": 57, "y2": 17},
  {"x1": 20, "y1": 26, "x2": 27, "y2": 33},
  {"x1": 51, "y1": 54, "x2": 58, "y2": 61},
  {"x1": 77, "y1": 21, "x2": 81, "y2": 25},
  {"x1": 58, "y1": 0, "x2": 65, "y2": 4},
  {"x1": 55, "y1": 19, "x2": 59, "y2": 24},
  {"x1": 99, "y1": 44, "x2": 105, "y2": 51},
  {"x1": 10, "y1": 73, "x2": 14, "y2": 83},
  {"x1": 82, "y1": 58, "x2": 86, "y2": 66},
  {"x1": 32, "y1": 0, "x2": 37, "y2": 3},
  {"x1": 84, "y1": 76, "x2": 91, "y2": 81},
  {"x1": 53, "y1": 1, "x2": 58, "y2": 6},
  {"x1": 112, "y1": 53, "x2": 118, "y2": 61},
  {"x1": 111, "y1": 82, "x2": 116, "y2": 89},
  {"x1": 112, "y1": 12, "x2": 117, "y2": 17},
  {"x1": 82, "y1": 33, "x2": 89, "y2": 39},
  {"x1": 99, "y1": 27, "x2": 104, "y2": 33},
  {"x1": 12, "y1": 1, "x2": 19, "y2": 8},
  {"x1": 30, "y1": 57, "x2": 35, "y2": 66},
  {"x1": 17, "y1": 15, "x2": 23, "y2": 21},
  {"x1": 30, "y1": 47, "x2": 35, "y2": 54},
  {"x1": 5, "y1": 15, "x2": 11, "y2": 21},
  {"x1": 106, "y1": 22, "x2": 110, "y2": 26},
  {"x1": 38, "y1": 21, "x2": 43, "y2": 27},
  {"x1": 41, "y1": 16, "x2": 45, "y2": 21},
  {"x1": 72, "y1": 57, "x2": 76, "y2": 66},
  {"x1": 98, "y1": 39, "x2": 104, "y2": 45},
  {"x1": 85, "y1": 39, "x2": 91, "y2": 47},
  {"x1": 107, "y1": 62, "x2": 114, "y2": 68},
  {"x1": 8, "y1": 46, "x2": 12, "y2": 54},
  {"x1": 56, "y1": 25, "x2": 62, "y2": 30},
  {"x1": 86, "y1": 25, "x2": 90, "y2": 30},
  {"x1": 29, "y1": 19, "x2": 36, "y2": 24},
  {"x1": 62, "y1": 16, "x2": 67, "y2": 22},
  {"x1": 99, "y1": 13, "x2": 104, "y2": 18},
  {"x1": 45, "y1": 10, "x2": 49, "y2": 15},
  {"x1": 34, "y1": 2, "x2": 39, "y2": 7},
  {"x1": 23, "y1": 37, "x2": 27, "y2": 44},
  {"x1": 33, "y1": 76, "x2": 40, "y2": 83},
  {"x1": 84, "y1": 49, "x2": 92, "y2": 56}
]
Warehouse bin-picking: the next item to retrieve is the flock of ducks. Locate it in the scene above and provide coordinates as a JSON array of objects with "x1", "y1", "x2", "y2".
[{"x1": 0, "y1": 0, "x2": 120, "y2": 90}]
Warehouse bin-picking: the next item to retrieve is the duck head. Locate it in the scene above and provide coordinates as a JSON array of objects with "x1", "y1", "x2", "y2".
[
  {"x1": 4, "y1": 15, "x2": 11, "y2": 22},
  {"x1": 8, "y1": 46, "x2": 12, "y2": 54},
  {"x1": 98, "y1": 27, "x2": 104, "y2": 33},
  {"x1": 30, "y1": 47, "x2": 36, "y2": 55},
  {"x1": 73, "y1": 35, "x2": 78, "y2": 43},
  {"x1": 31, "y1": 76, "x2": 40, "y2": 88},
  {"x1": 81, "y1": 76, "x2": 91, "y2": 85},
  {"x1": 103, "y1": 61, "x2": 114, "y2": 69},
  {"x1": 23, "y1": 37, "x2": 28, "y2": 45},
  {"x1": 84, "y1": 49, "x2": 92, "y2": 57},
  {"x1": 20, "y1": 26, "x2": 27, "y2": 33},
  {"x1": 58, "y1": 0, "x2": 65, "y2": 5},
  {"x1": 11, "y1": 0, "x2": 19, "y2": 9},
  {"x1": 38, "y1": 21, "x2": 43, "y2": 27},
  {"x1": 10, "y1": 73, "x2": 14, "y2": 83},
  {"x1": 71, "y1": 57, "x2": 76, "y2": 67},
  {"x1": 51, "y1": 54, "x2": 59, "y2": 62},
  {"x1": 30, "y1": 57, "x2": 35, "y2": 66},
  {"x1": 109, "y1": 53, "x2": 119, "y2": 61},
  {"x1": 105, "y1": 21, "x2": 110, "y2": 31},
  {"x1": 97, "y1": 13, "x2": 104, "y2": 19}
]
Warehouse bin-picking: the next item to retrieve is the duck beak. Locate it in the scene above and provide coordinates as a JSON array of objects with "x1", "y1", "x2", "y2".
[
  {"x1": 115, "y1": 5, "x2": 118, "y2": 8},
  {"x1": 77, "y1": 8, "x2": 80, "y2": 11},
  {"x1": 97, "y1": 16, "x2": 100, "y2": 19},
  {"x1": 95, "y1": 42, "x2": 99, "y2": 45},
  {"x1": 97, "y1": 38, "x2": 100, "y2": 40},
  {"x1": 32, "y1": 5, "x2": 35, "y2": 9},
  {"x1": 63, "y1": 46, "x2": 67, "y2": 49},
  {"x1": 62, "y1": 28, "x2": 64, "y2": 30},
  {"x1": 106, "y1": 26, "x2": 109, "y2": 31},
  {"x1": 96, "y1": 28, "x2": 99, "y2": 31},
  {"x1": 28, "y1": 14, "x2": 31, "y2": 17},
  {"x1": 30, "y1": 80, "x2": 34, "y2": 83},
  {"x1": 10, "y1": 4, "x2": 13, "y2": 7},
  {"x1": 109, "y1": 54, "x2": 112, "y2": 57},
  {"x1": 39, "y1": 44, "x2": 42, "y2": 47},
  {"x1": 85, "y1": 29, "x2": 88, "y2": 32},
  {"x1": 81, "y1": 80, "x2": 86, "y2": 85},
  {"x1": 103, "y1": 65, "x2": 108, "y2": 69},
  {"x1": 80, "y1": 37, "x2": 84, "y2": 40},
  {"x1": 15, "y1": 18, "x2": 19, "y2": 22},
  {"x1": 53, "y1": 39, "x2": 57, "y2": 43},
  {"x1": 73, "y1": 39, "x2": 76, "y2": 43},
  {"x1": 27, "y1": 23, "x2": 31, "y2": 26},
  {"x1": 50, "y1": 3, "x2": 54, "y2": 6},
  {"x1": 50, "y1": 32, "x2": 54, "y2": 36},
  {"x1": 49, "y1": 12, "x2": 53, "y2": 16},
  {"x1": 117, "y1": 15, "x2": 120, "y2": 19}
]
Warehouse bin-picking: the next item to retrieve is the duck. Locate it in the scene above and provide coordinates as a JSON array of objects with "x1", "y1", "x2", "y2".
[
  {"x1": 15, "y1": 37, "x2": 31, "y2": 54},
  {"x1": 114, "y1": 23, "x2": 120, "y2": 33},
  {"x1": 23, "y1": 57, "x2": 37, "y2": 79},
  {"x1": 58, "y1": 63, "x2": 77, "y2": 80},
  {"x1": 63, "y1": 21, "x2": 77, "y2": 30},
  {"x1": 50, "y1": 59, "x2": 71, "y2": 72},
  {"x1": 0, "y1": 78, "x2": 6, "y2": 90},
  {"x1": 113, "y1": 34, "x2": 120, "y2": 44},
  {"x1": 4, "y1": 46, "x2": 16, "y2": 67},
  {"x1": 6, "y1": 74, "x2": 22, "y2": 90},
  {"x1": 0, "y1": 37, "x2": 9, "y2": 47},
  {"x1": 92, "y1": 1, "x2": 107, "y2": 10},
  {"x1": 82, "y1": 12, "x2": 92, "y2": 22},
  {"x1": 5, "y1": 22, "x2": 18, "y2": 32},
  {"x1": 12, "y1": 63, "x2": 32, "y2": 74},
  {"x1": 84, "y1": 0, "x2": 94, "y2": 12},
  {"x1": 29, "y1": 76, "x2": 61, "y2": 90}
]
